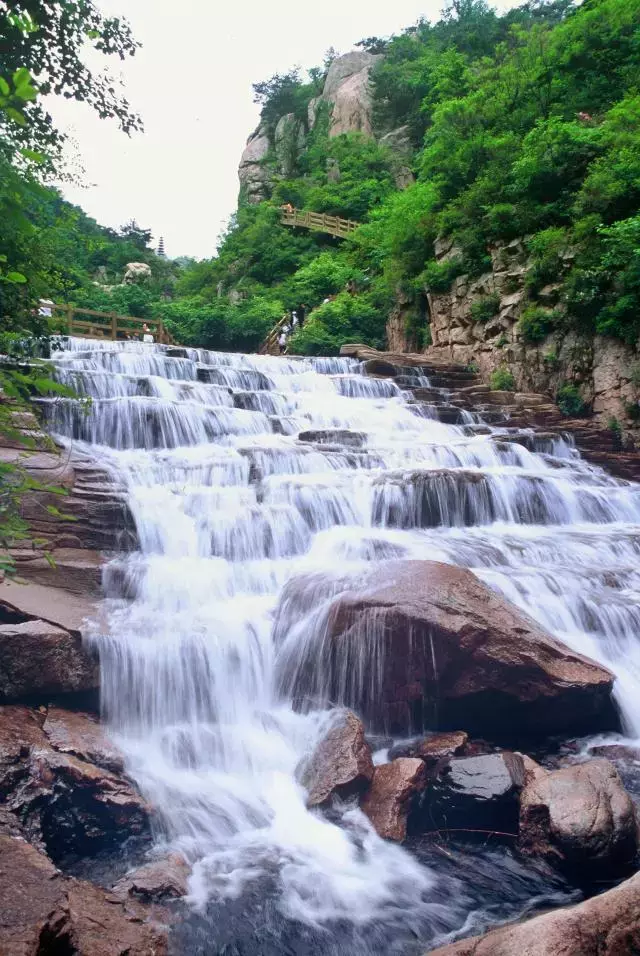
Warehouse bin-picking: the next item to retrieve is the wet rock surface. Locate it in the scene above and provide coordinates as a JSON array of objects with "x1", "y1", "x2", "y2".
[
  {"x1": 519, "y1": 758, "x2": 639, "y2": 876},
  {"x1": 361, "y1": 757, "x2": 426, "y2": 840},
  {"x1": 0, "y1": 618, "x2": 98, "y2": 703},
  {"x1": 419, "y1": 753, "x2": 526, "y2": 835},
  {"x1": 300, "y1": 709, "x2": 374, "y2": 807},
  {"x1": 428, "y1": 870, "x2": 640, "y2": 956},
  {"x1": 0, "y1": 833, "x2": 168, "y2": 956},
  {"x1": 112, "y1": 853, "x2": 190, "y2": 902},
  {"x1": 0, "y1": 705, "x2": 148, "y2": 864},
  {"x1": 322, "y1": 560, "x2": 616, "y2": 737}
]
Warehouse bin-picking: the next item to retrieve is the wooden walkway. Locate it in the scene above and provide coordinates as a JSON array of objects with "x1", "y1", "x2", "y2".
[
  {"x1": 54, "y1": 304, "x2": 178, "y2": 346},
  {"x1": 280, "y1": 209, "x2": 359, "y2": 239}
]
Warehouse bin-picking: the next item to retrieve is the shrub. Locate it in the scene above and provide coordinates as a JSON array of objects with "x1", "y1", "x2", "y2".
[
  {"x1": 490, "y1": 366, "x2": 515, "y2": 390},
  {"x1": 518, "y1": 306, "x2": 561, "y2": 343},
  {"x1": 421, "y1": 257, "x2": 465, "y2": 293},
  {"x1": 470, "y1": 294, "x2": 500, "y2": 323},
  {"x1": 556, "y1": 383, "x2": 588, "y2": 417}
]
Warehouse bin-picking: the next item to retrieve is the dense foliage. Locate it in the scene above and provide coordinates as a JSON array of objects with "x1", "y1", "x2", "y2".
[{"x1": 166, "y1": 0, "x2": 640, "y2": 355}]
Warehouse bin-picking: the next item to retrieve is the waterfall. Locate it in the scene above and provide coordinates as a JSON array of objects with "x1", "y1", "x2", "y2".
[{"x1": 45, "y1": 337, "x2": 640, "y2": 940}]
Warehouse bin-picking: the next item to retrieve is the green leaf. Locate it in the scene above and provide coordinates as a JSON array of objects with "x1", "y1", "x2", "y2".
[
  {"x1": 19, "y1": 148, "x2": 45, "y2": 164},
  {"x1": 5, "y1": 272, "x2": 28, "y2": 283},
  {"x1": 0, "y1": 77, "x2": 9, "y2": 96},
  {"x1": 5, "y1": 107, "x2": 27, "y2": 126}
]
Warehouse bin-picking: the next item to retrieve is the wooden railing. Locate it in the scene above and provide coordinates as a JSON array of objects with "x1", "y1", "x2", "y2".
[
  {"x1": 54, "y1": 304, "x2": 178, "y2": 346},
  {"x1": 259, "y1": 313, "x2": 290, "y2": 355},
  {"x1": 280, "y1": 209, "x2": 359, "y2": 239}
]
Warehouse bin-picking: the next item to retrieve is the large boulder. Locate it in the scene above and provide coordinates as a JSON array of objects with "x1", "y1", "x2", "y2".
[
  {"x1": 274, "y1": 112, "x2": 305, "y2": 176},
  {"x1": 298, "y1": 560, "x2": 616, "y2": 737},
  {"x1": 361, "y1": 757, "x2": 425, "y2": 841},
  {"x1": 322, "y1": 51, "x2": 383, "y2": 138},
  {"x1": 428, "y1": 870, "x2": 640, "y2": 956},
  {"x1": 519, "y1": 758, "x2": 639, "y2": 876},
  {"x1": 112, "y1": 853, "x2": 190, "y2": 903},
  {"x1": 0, "y1": 618, "x2": 98, "y2": 703},
  {"x1": 299, "y1": 709, "x2": 373, "y2": 807},
  {"x1": 0, "y1": 834, "x2": 168, "y2": 955},
  {"x1": 122, "y1": 261, "x2": 152, "y2": 284}
]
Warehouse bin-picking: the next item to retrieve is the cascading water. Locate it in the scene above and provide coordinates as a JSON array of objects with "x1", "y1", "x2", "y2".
[{"x1": 44, "y1": 337, "x2": 640, "y2": 952}]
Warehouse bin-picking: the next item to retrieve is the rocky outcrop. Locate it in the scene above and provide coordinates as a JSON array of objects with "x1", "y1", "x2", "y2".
[
  {"x1": 362, "y1": 757, "x2": 425, "y2": 840},
  {"x1": 274, "y1": 112, "x2": 305, "y2": 176},
  {"x1": 299, "y1": 709, "x2": 373, "y2": 807},
  {"x1": 238, "y1": 124, "x2": 271, "y2": 203},
  {"x1": 313, "y1": 560, "x2": 616, "y2": 737},
  {"x1": 42, "y1": 707, "x2": 124, "y2": 773},
  {"x1": 0, "y1": 705, "x2": 149, "y2": 863},
  {"x1": 0, "y1": 834, "x2": 168, "y2": 956},
  {"x1": 519, "y1": 758, "x2": 639, "y2": 876},
  {"x1": 0, "y1": 619, "x2": 98, "y2": 702},
  {"x1": 428, "y1": 870, "x2": 640, "y2": 956},
  {"x1": 323, "y1": 52, "x2": 382, "y2": 138},
  {"x1": 389, "y1": 730, "x2": 469, "y2": 765},
  {"x1": 122, "y1": 261, "x2": 152, "y2": 284},
  {"x1": 391, "y1": 235, "x2": 640, "y2": 434}
]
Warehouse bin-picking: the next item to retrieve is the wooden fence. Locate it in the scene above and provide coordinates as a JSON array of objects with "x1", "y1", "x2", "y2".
[
  {"x1": 259, "y1": 313, "x2": 290, "y2": 355},
  {"x1": 280, "y1": 209, "x2": 359, "y2": 239},
  {"x1": 54, "y1": 304, "x2": 178, "y2": 346}
]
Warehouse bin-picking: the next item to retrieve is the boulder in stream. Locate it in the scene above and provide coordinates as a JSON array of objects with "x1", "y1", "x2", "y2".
[
  {"x1": 427, "y1": 870, "x2": 640, "y2": 956},
  {"x1": 519, "y1": 757, "x2": 639, "y2": 876},
  {"x1": 361, "y1": 757, "x2": 426, "y2": 841},
  {"x1": 299, "y1": 709, "x2": 374, "y2": 807},
  {"x1": 315, "y1": 561, "x2": 616, "y2": 738}
]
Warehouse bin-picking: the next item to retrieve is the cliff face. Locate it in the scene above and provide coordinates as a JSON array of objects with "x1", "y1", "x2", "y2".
[
  {"x1": 388, "y1": 238, "x2": 640, "y2": 432},
  {"x1": 238, "y1": 51, "x2": 382, "y2": 203}
]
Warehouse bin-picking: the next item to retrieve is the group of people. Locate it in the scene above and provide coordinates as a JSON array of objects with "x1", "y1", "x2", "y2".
[{"x1": 277, "y1": 306, "x2": 306, "y2": 354}]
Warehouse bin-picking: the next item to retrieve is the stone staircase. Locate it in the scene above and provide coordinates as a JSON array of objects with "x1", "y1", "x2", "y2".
[{"x1": 341, "y1": 345, "x2": 640, "y2": 483}]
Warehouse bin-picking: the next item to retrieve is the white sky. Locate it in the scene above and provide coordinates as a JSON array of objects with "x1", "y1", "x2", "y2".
[{"x1": 46, "y1": 0, "x2": 514, "y2": 260}]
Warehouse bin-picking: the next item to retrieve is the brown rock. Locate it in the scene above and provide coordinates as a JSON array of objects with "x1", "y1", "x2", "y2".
[
  {"x1": 427, "y1": 871, "x2": 640, "y2": 956},
  {"x1": 0, "y1": 834, "x2": 168, "y2": 956},
  {"x1": 43, "y1": 706, "x2": 124, "y2": 773},
  {"x1": 417, "y1": 731, "x2": 469, "y2": 765},
  {"x1": 311, "y1": 561, "x2": 615, "y2": 737},
  {"x1": 112, "y1": 853, "x2": 190, "y2": 902},
  {"x1": 300, "y1": 710, "x2": 374, "y2": 807},
  {"x1": 519, "y1": 758, "x2": 639, "y2": 875},
  {"x1": 11, "y1": 747, "x2": 150, "y2": 861},
  {"x1": 0, "y1": 705, "x2": 48, "y2": 795},
  {"x1": 0, "y1": 618, "x2": 98, "y2": 702},
  {"x1": 361, "y1": 757, "x2": 425, "y2": 841}
]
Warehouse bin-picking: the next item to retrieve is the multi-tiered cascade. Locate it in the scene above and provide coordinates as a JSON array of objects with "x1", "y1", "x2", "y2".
[{"x1": 40, "y1": 336, "x2": 640, "y2": 951}]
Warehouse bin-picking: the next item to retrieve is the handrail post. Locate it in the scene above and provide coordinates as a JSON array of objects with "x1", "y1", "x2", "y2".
[
  {"x1": 67, "y1": 304, "x2": 74, "y2": 336},
  {"x1": 110, "y1": 312, "x2": 117, "y2": 340}
]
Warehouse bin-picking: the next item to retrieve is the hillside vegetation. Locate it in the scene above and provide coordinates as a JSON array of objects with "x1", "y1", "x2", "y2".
[{"x1": 168, "y1": 0, "x2": 640, "y2": 355}]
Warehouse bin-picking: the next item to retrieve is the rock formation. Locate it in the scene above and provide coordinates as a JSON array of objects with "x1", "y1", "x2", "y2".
[
  {"x1": 361, "y1": 757, "x2": 426, "y2": 840},
  {"x1": 122, "y1": 261, "x2": 152, "y2": 284},
  {"x1": 238, "y1": 124, "x2": 271, "y2": 203},
  {"x1": 294, "y1": 560, "x2": 616, "y2": 737},
  {"x1": 323, "y1": 51, "x2": 382, "y2": 138}
]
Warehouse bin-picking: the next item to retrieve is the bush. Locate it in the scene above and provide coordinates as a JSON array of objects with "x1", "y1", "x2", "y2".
[
  {"x1": 288, "y1": 291, "x2": 385, "y2": 355},
  {"x1": 421, "y1": 257, "x2": 465, "y2": 293},
  {"x1": 470, "y1": 294, "x2": 500, "y2": 322},
  {"x1": 518, "y1": 306, "x2": 560, "y2": 343},
  {"x1": 556, "y1": 383, "x2": 588, "y2": 417},
  {"x1": 490, "y1": 366, "x2": 515, "y2": 391}
]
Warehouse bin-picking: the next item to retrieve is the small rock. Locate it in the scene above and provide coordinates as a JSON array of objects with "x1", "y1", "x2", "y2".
[
  {"x1": 112, "y1": 853, "x2": 190, "y2": 902},
  {"x1": 361, "y1": 757, "x2": 426, "y2": 841},
  {"x1": 300, "y1": 710, "x2": 374, "y2": 807},
  {"x1": 519, "y1": 758, "x2": 639, "y2": 876},
  {"x1": 418, "y1": 731, "x2": 469, "y2": 766}
]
